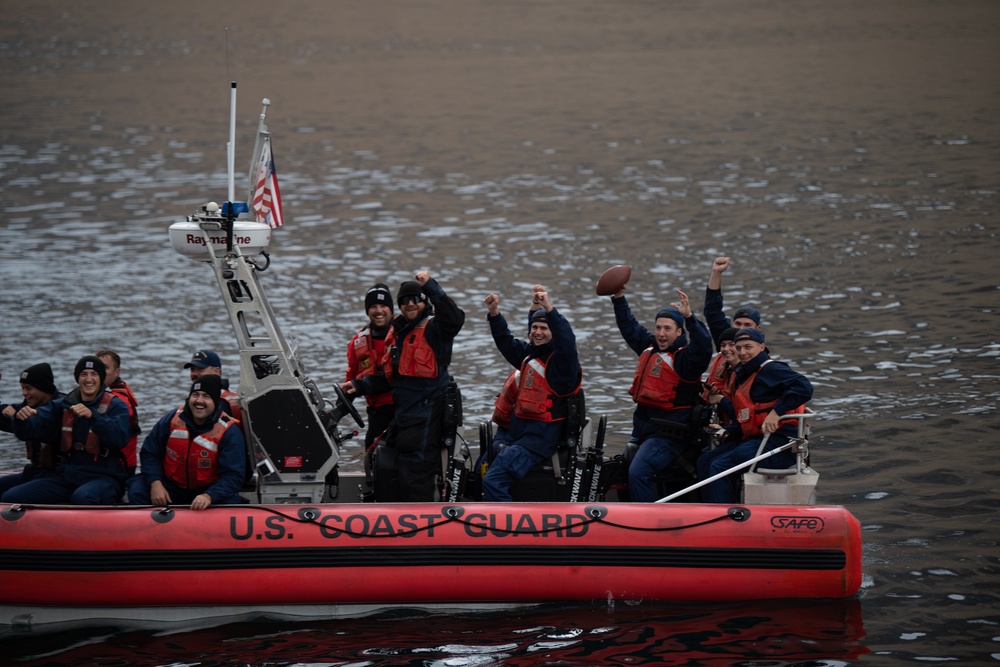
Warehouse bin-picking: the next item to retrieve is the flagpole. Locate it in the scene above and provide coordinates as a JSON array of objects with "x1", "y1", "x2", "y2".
[
  {"x1": 228, "y1": 81, "x2": 237, "y2": 204},
  {"x1": 247, "y1": 98, "x2": 271, "y2": 204}
]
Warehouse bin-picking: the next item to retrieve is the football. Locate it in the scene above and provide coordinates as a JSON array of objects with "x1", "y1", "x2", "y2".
[{"x1": 595, "y1": 265, "x2": 632, "y2": 296}]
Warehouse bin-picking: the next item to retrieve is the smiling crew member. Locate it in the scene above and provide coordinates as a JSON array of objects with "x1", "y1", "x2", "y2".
[
  {"x1": 5, "y1": 355, "x2": 130, "y2": 505},
  {"x1": 481, "y1": 285, "x2": 582, "y2": 502},
  {"x1": 183, "y1": 349, "x2": 241, "y2": 422},
  {"x1": 0, "y1": 363, "x2": 62, "y2": 499},
  {"x1": 342, "y1": 271, "x2": 465, "y2": 502},
  {"x1": 128, "y1": 375, "x2": 246, "y2": 510},
  {"x1": 698, "y1": 328, "x2": 813, "y2": 504},
  {"x1": 702, "y1": 327, "x2": 740, "y2": 424},
  {"x1": 611, "y1": 285, "x2": 713, "y2": 502},
  {"x1": 487, "y1": 301, "x2": 544, "y2": 451},
  {"x1": 344, "y1": 283, "x2": 397, "y2": 496}
]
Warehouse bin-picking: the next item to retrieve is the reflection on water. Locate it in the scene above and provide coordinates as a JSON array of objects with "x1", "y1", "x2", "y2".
[
  {"x1": 2, "y1": 600, "x2": 868, "y2": 666},
  {"x1": 2, "y1": 0, "x2": 999, "y2": 663}
]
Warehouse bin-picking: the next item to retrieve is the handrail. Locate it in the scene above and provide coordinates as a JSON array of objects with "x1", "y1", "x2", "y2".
[
  {"x1": 749, "y1": 408, "x2": 814, "y2": 474},
  {"x1": 654, "y1": 408, "x2": 816, "y2": 504},
  {"x1": 655, "y1": 439, "x2": 798, "y2": 503}
]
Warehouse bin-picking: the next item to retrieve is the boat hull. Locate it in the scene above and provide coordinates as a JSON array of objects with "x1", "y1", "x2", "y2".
[{"x1": 0, "y1": 502, "x2": 861, "y2": 611}]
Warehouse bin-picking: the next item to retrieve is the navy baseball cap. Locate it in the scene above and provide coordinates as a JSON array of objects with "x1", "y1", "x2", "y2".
[
  {"x1": 183, "y1": 349, "x2": 222, "y2": 369},
  {"x1": 734, "y1": 328, "x2": 765, "y2": 344},
  {"x1": 733, "y1": 307, "x2": 762, "y2": 325}
]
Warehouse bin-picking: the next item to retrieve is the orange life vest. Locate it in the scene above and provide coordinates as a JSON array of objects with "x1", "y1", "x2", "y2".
[
  {"x1": 381, "y1": 319, "x2": 438, "y2": 382},
  {"x1": 702, "y1": 352, "x2": 736, "y2": 402},
  {"x1": 514, "y1": 356, "x2": 581, "y2": 423},
  {"x1": 163, "y1": 409, "x2": 240, "y2": 489},
  {"x1": 732, "y1": 360, "x2": 806, "y2": 440},
  {"x1": 108, "y1": 380, "x2": 140, "y2": 467},
  {"x1": 629, "y1": 347, "x2": 701, "y2": 410},
  {"x1": 492, "y1": 369, "x2": 520, "y2": 428},
  {"x1": 351, "y1": 327, "x2": 381, "y2": 379},
  {"x1": 221, "y1": 388, "x2": 242, "y2": 423},
  {"x1": 350, "y1": 326, "x2": 393, "y2": 408},
  {"x1": 60, "y1": 392, "x2": 116, "y2": 457}
]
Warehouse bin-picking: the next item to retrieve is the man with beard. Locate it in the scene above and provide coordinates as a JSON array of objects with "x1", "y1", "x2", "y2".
[
  {"x1": 481, "y1": 285, "x2": 582, "y2": 502},
  {"x1": 183, "y1": 349, "x2": 241, "y2": 422},
  {"x1": 342, "y1": 271, "x2": 465, "y2": 502},
  {"x1": 699, "y1": 328, "x2": 813, "y2": 504},
  {"x1": 5, "y1": 355, "x2": 130, "y2": 504},
  {"x1": 128, "y1": 375, "x2": 246, "y2": 510},
  {"x1": 342, "y1": 283, "x2": 396, "y2": 497},
  {"x1": 0, "y1": 363, "x2": 62, "y2": 498},
  {"x1": 611, "y1": 286, "x2": 713, "y2": 502}
]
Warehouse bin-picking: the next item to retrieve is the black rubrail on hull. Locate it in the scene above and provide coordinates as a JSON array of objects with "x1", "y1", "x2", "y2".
[{"x1": 0, "y1": 545, "x2": 847, "y2": 571}]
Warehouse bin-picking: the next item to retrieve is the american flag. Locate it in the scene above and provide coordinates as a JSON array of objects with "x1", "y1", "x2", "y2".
[{"x1": 253, "y1": 137, "x2": 284, "y2": 228}]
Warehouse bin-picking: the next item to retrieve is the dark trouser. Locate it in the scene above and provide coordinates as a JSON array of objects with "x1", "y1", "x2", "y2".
[
  {"x1": 392, "y1": 398, "x2": 445, "y2": 502},
  {"x1": 627, "y1": 434, "x2": 692, "y2": 502},
  {"x1": 699, "y1": 433, "x2": 795, "y2": 504},
  {"x1": 482, "y1": 445, "x2": 546, "y2": 502},
  {"x1": 2, "y1": 467, "x2": 124, "y2": 505},
  {"x1": 364, "y1": 405, "x2": 395, "y2": 485},
  {"x1": 481, "y1": 418, "x2": 563, "y2": 502},
  {"x1": 325, "y1": 405, "x2": 395, "y2": 492},
  {"x1": 366, "y1": 405, "x2": 396, "y2": 448},
  {"x1": 0, "y1": 465, "x2": 63, "y2": 498}
]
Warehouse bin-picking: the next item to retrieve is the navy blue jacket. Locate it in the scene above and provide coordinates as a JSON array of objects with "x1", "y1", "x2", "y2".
[
  {"x1": 1, "y1": 394, "x2": 64, "y2": 467},
  {"x1": 703, "y1": 287, "x2": 767, "y2": 353},
  {"x1": 703, "y1": 287, "x2": 732, "y2": 351},
  {"x1": 15, "y1": 387, "x2": 130, "y2": 480},
  {"x1": 488, "y1": 307, "x2": 581, "y2": 396},
  {"x1": 720, "y1": 351, "x2": 813, "y2": 441}
]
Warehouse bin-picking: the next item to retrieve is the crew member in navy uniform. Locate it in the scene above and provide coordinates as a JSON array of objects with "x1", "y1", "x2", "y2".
[
  {"x1": 342, "y1": 270, "x2": 465, "y2": 502},
  {"x1": 481, "y1": 285, "x2": 582, "y2": 502},
  {"x1": 698, "y1": 328, "x2": 813, "y2": 504},
  {"x1": 0, "y1": 363, "x2": 62, "y2": 499},
  {"x1": 343, "y1": 283, "x2": 397, "y2": 497},
  {"x1": 128, "y1": 375, "x2": 246, "y2": 510},
  {"x1": 184, "y1": 348, "x2": 242, "y2": 422},
  {"x1": 5, "y1": 355, "x2": 130, "y2": 505},
  {"x1": 610, "y1": 286, "x2": 713, "y2": 502},
  {"x1": 486, "y1": 301, "x2": 544, "y2": 451}
]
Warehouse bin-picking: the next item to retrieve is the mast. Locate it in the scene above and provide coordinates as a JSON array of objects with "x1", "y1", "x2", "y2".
[
  {"x1": 227, "y1": 81, "x2": 237, "y2": 203},
  {"x1": 247, "y1": 98, "x2": 271, "y2": 204}
]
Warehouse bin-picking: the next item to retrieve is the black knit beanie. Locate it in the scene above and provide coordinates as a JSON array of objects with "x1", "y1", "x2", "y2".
[
  {"x1": 396, "y1": 280, "x2": 425, "y2": 305},
  {"x1": 718, "y1": 327, "x2": 740, "y2": 344},
  {"x1": 364, "y1": 283, "x2": 394, "y2": 312},
  {"x1": 74, "y1": 355, "x2": 107, "y2": 385},
  {"x1": 20, "y1": 362, "x2": 56, "y2": 395},
  {"x1": 190, "y1": 374, "x2": 223, "y2": 408}
]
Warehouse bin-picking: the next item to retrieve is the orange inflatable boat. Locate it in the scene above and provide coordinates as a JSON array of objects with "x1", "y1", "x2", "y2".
[{"x1": 0, "y1": 500, "x2": 861, "y2": 620}]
